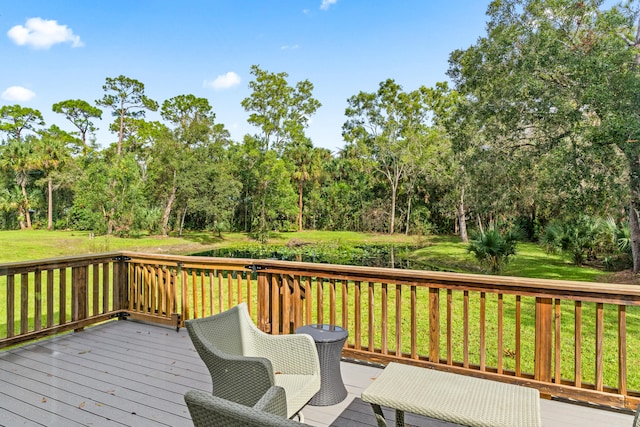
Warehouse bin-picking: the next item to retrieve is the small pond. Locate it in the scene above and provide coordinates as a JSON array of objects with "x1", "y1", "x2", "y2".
[{"x1": 193, "y1": 243, "x2": 438, "y2": 270}]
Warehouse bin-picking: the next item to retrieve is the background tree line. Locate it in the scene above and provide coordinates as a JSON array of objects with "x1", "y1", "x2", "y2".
[{"x1": 1, "y1": 0, "x2": 639, "y2": 271}]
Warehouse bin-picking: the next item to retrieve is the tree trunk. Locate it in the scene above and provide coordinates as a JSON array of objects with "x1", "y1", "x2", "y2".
[
  {"x1": 630, "y1": 200, "x2": 640, "y2": 274},
  {"x1": 47, "y1": 177, "x2": 53, "y2": 230},
  {"x1": 628, "y1": 22, "x2": 640, "y2": 274},
  {"x1": 297, "y1": 181, "x2": 303, "y2": 232},
  {"x1": 458, "y1": 187, "x2": 468, "y2": 243},
  {"x1": 21, "y1": 183, "x2": 32, "y2": 229},
  {"x1": 405, "y1": 195, "x2": 412, "y2": 235},
  {"x1": 389, "y1": 182, "x2": 397, "y2": 234},
  {"x1": 161, "y1": 184, "x2": 177, "y2": 237},
  {"x1": 179, "y1": 205, "x2": 188, "y2": 237}
]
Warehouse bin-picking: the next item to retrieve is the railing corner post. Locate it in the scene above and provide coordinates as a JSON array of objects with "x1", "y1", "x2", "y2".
[{"x1": 535, "y1": 297, "x2": 553, "y2": 382}]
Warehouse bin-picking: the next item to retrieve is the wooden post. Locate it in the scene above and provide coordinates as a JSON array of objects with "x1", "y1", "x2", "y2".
[
  {"x1": 72, "y1": 266, "x2": 88, "y2": 331},
  {"x1": 535, "y1": 297, "x2": 553, "y2": 382}
]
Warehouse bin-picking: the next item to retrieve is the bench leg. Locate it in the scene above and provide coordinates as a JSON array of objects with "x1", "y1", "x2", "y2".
[
  {"x1": 394, "y1": 409, "x2": 405, "y2": 427},
  {"x1": 369, "y1": 403, "x2": 388, "y2": 427}
]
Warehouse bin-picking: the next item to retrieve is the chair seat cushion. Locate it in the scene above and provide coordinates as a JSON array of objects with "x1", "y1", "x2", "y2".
[{"x1": 275, "y1": 373, "x2": 322, "y2": 418}]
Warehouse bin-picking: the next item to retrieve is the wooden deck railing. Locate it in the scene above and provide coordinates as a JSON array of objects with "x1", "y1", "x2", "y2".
[{"x1": 2, "y1": 251, "x2": 640, "y2": 410}]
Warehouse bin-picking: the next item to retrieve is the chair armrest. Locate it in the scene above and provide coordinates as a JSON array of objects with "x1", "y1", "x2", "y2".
[
  {"x1": 254, "y1": 386, "x2": 288, "y2": 418},
  {"x1": 252, "y1": 331, "x2": 321, "y2": 376}
]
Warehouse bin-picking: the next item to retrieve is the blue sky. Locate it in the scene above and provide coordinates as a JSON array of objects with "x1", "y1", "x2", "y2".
[{"x1": 1, "y1": 1, "x2": 492, "y2": 152}]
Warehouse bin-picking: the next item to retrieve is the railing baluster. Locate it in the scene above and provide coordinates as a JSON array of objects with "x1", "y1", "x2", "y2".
[
  {"x1": 282, "y1": 275, "x2": 291, "y2": 334},
  {"x1": 270, "y1": 274, "x2": 280, "y2": 335},
  {"x1": 596, "y1": 302, "x2": 604, "y2": 391},
  {"x1": 92, "y1": 264, "x2": 99, "y2": 316},
  {"x1": 34, "y1": 270, "x2": 42, "y2": 331},
  {"x1": 395, "y1": 284, "x2": 402, "y2": 357},
  {"x1": 59, "y1": 268, "x2": 66, "y2": 325},
  {"x1": 463, "y1": 290, "x2": 469, "y2": 368},
  {"x1": 304, "y1": 276, "x2": 313, "y2": 325},
  {"x1": 480, "y1": 291, "x2": 486, "y2": 371},
  {"x1": 516, "y1": 295, "x2": 521, "y2": 376},
  {"x1": 355, "y1": 281, "x2": 361, "y2": 350},
  {"x1": 381, "y1": 283, "x2": 388, "y2": 355},
  {"x1": 7, "y1": 274, "x2": 15, "y2": 338},
  {"x1": 20, "y1": 273, "x2": 28, "y2": 335},
  {"x1": 227, "y1": 270, "x2": 233, "y2": 309},
  {"x1": 47, "y1": 270, "x2": 54, "y2": 328},
  {"x1": 247, "y1": 272, "x2": 254, "y2": 318},
  {"x1": 342, "y1": 279, "x2": 348, "y2": 333},
  {"x1": 410, "y1": 284, "x2": 417, "y2": 360},
  {"x1": 293, "y1": 275, "x2": 302, "y2": 329},
  {"x1": 317, "y1": 277, "x2": 324, "y2": 325},
  {"x1": 368, "y1": 282, "x2": 375, "y2": 352},
  {"x1": 497, "y1": 293, "x2": 503, "y2": 374},
  {"x1": 329, "y1": 279, "x2": 336, "y2": 326},
  {"x1": 619, "y1": 305, "x2": 627, "y2": 396},
  {"x1": 102, "y1": 263, "x2": 110, "y2": 313},
  {"x1": 555, "y1": 299, "x2": 562, "y2": 384},
  {"x1": 447, "y1": 289, "x2": 453, "y2": 365},
  {"x1": 217, "y1": 270, "x2": 223, "y2": 313}
]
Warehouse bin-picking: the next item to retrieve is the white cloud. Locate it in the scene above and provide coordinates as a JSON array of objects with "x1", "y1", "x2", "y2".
[
  {"x1": 320, "y1": 0, "x2": 337, "y2": 10},
  {"x1": 281, "y1": 44, "x2": 300, "y2": 50},
  {"x1": 204, "y1": 72, "x2": 241, "y2": 90},
  {"x1": 2, "y1": 86, "x2": 36, "y2": 102},
  {"x1": 7, "y1": 17, "x2": 83, "y2": 49}
]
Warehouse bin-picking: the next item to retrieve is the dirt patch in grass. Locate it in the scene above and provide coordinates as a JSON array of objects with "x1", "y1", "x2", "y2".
[{"x1": 598, "y1": 270, "x2": 640, "y2": 285}]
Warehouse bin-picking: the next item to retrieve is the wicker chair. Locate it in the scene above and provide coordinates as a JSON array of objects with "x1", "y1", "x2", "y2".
[
  {"x1": 185, "y1": 303, "x2": 321, "y2": 419},
  {"x1": 184, "y1": 388, "x2": 311, "y2": 427}
]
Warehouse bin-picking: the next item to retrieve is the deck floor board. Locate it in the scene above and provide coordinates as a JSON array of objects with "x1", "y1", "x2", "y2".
[{"x1": 0, "y1": 319, "x2": 635, "y2": 427}]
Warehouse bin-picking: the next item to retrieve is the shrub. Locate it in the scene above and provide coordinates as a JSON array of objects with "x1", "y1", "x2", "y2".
[{"x1": 467, "y1": 227, "x2": 520, "y2": 274}]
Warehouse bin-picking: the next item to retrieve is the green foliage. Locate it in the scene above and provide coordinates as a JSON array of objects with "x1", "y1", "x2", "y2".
[
  {"x1": 0, "y1": 105, "x2": 44, "y2": 141},
  {"x1": 540, "y1": 216, "x2": 631, "y2": 269},
  {"x1": 467, "y1": 227, "x2": 520, "y2": 273}
]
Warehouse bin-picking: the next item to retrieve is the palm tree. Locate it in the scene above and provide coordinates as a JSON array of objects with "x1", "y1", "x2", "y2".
[
  {"x1": 285, "y1": 138, "x2": 328, "y2": 231},
  {"x1": 34, "y1": 126, "x2": 74, "y2": 229},
  {"x1": 0, "y1": 138, "x2": 38, "y2": 229},
  {"x1": 467, "y1": 227, "x2": 520, "y2": 273}
]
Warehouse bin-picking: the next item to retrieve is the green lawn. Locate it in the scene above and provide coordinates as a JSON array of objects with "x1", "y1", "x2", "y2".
[{"x1": 0, "y1": 230, "x2": 611, "y2": 284}]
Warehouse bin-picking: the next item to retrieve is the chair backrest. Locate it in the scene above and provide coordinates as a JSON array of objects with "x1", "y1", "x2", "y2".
[
  {"x1": 185, "y1": 390, "x2": 308, "y2": 427},
  {"x1": 190, "y1": 303, "x2": 246, "y2": 356}
]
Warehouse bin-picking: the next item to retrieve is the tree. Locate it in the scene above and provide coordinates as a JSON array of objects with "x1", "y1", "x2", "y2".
[
  {"x1": 241, "y1": 65, "x2": 320, "y2": 240},
  {"x1": 34, "y1": 125, "x2": 75, "y2": 229},
  {"x1": 52, "y1": 99, "x2": 102, "y2": 155},
  {"x1": 241, "y1": 65, "x2": 321, "y2": 153},
  {"x1": 0, "y1": 105, "x2": 44, "y2": 142},
  {"x1": 283, "y1": 138, "x2": 326, "y2": 231},
  {"x1": 154, "y1": 94, "x2": 217, "y2": 236},
  {"x1": 343, "y1": 80, "x2": 431, "y2": 234},
  {"x1": 0, "y1": 137, "x2": 38, "y2": 228},
  {"x1": 96, "y1": 75, "x2": 158, "y2": 156},
  {"x1": 447, "y1": 0, "x2": 640, "y2": 270}
]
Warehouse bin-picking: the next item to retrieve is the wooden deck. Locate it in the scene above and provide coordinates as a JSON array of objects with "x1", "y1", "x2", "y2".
[{"x1": 0, "y1": 319, "x2": 634, "y2": 427}]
